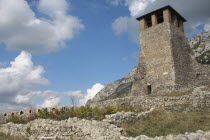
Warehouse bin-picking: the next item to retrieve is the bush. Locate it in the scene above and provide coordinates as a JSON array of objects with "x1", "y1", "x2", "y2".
[{"x1": 121, "y1": 109, "x2": 210, "y2": 137}]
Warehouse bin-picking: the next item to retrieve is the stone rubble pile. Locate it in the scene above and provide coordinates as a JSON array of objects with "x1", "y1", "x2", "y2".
[
  {"x1": 103, "y1": 108, "x2": 154, "y2": 127},
  {"x1": 1, "y1": 116, "x2": 210, "y2": 140},
  {"x1": 122, "y1": 130, "x2": 210, "y2": 140},
  {"x1": 0, "y1": 118, "x2": 124, "y2": 140}
]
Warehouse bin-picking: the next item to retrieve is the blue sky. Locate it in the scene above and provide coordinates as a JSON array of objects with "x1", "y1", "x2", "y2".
[{"x1": 0, "y1": 0, "x2": 209, "y2": 112}]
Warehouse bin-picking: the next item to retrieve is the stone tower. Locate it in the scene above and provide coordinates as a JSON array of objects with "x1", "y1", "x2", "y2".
[{"x1": 131, "y1": 5, "x2": 194, "y2": 95}]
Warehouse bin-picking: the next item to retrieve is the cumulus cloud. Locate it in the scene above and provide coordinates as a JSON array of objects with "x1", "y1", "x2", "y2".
[
  {"x1": 0, "y1": 0, "x2": 84, "y2": 54},
  {"x1": 80, "y1": 83, "x2": 104, "y2": 105},
  {"x1": 0, "y1": 51, "x2": 83, "y2": 112},
  {"x1": 41, "y1": 97, "x2": 61, "y2": 108},
  {"x1": 0, "y1": 51, "x2": 47, "y2": 111},
  {"x1": 38, "y1": 0, "x2": 68, "y2": 16},
  {"x1": 0, "y1": 51, "x2": 48, "y2": 104},
  {"x1": 125, "y1": 0, "x2": 156, "y2": 17},
  {"x1": 112, "y1": 16, "x2": 139, "y2": 42},
  {"x1": 109, "y1": 0, "x2": 210, "y2": 39},
  {"x1": 0, "y1": 51, "x2": 103, "y2": 112}
]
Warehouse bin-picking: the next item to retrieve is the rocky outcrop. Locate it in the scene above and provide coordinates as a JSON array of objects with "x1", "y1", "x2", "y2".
[
  {"x1": 87, "y1": 67, "x2": 137, "y2": 105},
  {"x1": 189, "y1": 30, "x2": 210, "y2": 64}
]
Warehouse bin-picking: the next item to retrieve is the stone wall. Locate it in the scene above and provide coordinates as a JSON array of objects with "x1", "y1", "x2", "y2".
[
  {"x1": 0, "y1": 106, "x2": 71, "y2": 125},
  {"x1": 91, "y1": 86, "x2": 210, "y2": 112}
]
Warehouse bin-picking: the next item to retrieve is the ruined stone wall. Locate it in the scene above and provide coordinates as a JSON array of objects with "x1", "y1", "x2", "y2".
[
  {"x1": 92, "y1": 86, "x2": 210, "y2": 112},
  {"x1": 0, "y1": 106, "x2": 71, "y2": 124}
]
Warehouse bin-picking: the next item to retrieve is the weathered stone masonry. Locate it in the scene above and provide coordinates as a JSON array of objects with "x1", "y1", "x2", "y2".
[
  {"x1": 0, "y1": 106, "x2": 70, "y2": 124},
  {"x1": 91, "y1": 86, "x2": 210, "y2": 112},
  {"x1": 131, "y1": 5, "x2": 210, "y2": 96}
]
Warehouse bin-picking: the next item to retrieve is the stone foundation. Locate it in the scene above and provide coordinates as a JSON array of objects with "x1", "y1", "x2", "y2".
[{"x1": 91, "y1": 86, "x2": 210, "y2": 112}]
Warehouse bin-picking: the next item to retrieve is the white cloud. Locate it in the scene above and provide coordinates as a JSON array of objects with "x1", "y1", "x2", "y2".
[
  {"x1": 0, "y1": 0, "x2": 84, "y2": 54},
  {"x1": 125, "y1": 0, "x2": 156, "y2": 17},
  {"x1": 80, "y1": 83, "x2": 104, "y2": 105},
  {"x1": 0, "y1": 51, "x2": 48, "y2": 104},
  {"x1": 110, "y1": 0, "x2": 210, "y2": 39},
  {"x1": 41, "y1": 97, "x2": 61, "y2": 108},
  {"x1": 0, "y1": 51, "x2": 83, "y2": 112},
  {"x1": 112, "y1": 16, "x2": 139, "y2": 42},
  {"x1": 112, "y1": 17, "x2": 129, "y2": 35},
  {"x1": 38, "y1": 0, "x2": 68, "y2": 16},
  {"x1": 0, "y1": 52, "x2": 103, "y2": 111}
]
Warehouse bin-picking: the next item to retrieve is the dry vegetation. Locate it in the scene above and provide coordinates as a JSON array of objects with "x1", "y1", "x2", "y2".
[
  {"x1": 6, "y1": 105, "x2": 144, "y2": 124},
  {"x1": 0, "y1": 133, "x2": 27, "y2": 140},
  {"x1": 5, "y1": 106, "x2": 210, "y2": 138},
  {"x1": 121, "y1": 109, "x2": 210, "y2": 137}
]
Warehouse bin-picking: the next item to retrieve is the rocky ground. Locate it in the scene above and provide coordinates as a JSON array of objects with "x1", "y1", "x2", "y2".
[{"x1": 1, "y1": 109, "x2": 210, "y2": 140}]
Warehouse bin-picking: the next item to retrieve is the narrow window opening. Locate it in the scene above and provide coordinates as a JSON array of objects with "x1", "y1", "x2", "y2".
[
  {"x1": 145, "y1": 15, "x2": 152, "y2": 28},
  {"x1": 157, "y1": 11, "x2": 164, "y2": 24},
  {"x1": 147, "y1": 85, "x2": 152, "y2": 95}
]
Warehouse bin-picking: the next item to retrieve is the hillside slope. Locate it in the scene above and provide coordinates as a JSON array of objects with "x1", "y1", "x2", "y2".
[{"x1": 189, "y1": 30, "x2": 210, "y2": 64}]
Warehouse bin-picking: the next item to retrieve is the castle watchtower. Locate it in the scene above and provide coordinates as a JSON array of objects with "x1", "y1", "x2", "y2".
[{"x1": 132, "y1": 5, "x2": 194, "y2": 95}]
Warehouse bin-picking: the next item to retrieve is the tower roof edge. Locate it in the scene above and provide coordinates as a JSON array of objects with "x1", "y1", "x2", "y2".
[{"x1": 136, "y1": 5, "x2": 187, "y2": 22}]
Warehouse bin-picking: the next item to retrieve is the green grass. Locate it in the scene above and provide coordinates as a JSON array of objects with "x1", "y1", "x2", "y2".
[
  {"x1": 6, "y1": 105, "x2": 144, "y2": 124},
  {"x1": 150, "y1": 90, "x2": 193, "y2": 97},
  {"x1": 121, "y1": 109, "x2": 210, "y2": 137}
]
